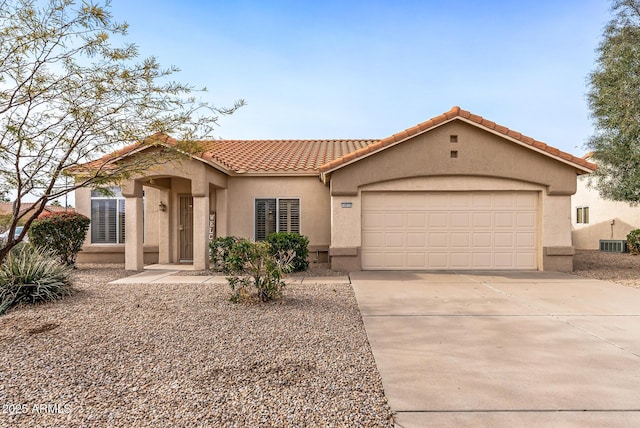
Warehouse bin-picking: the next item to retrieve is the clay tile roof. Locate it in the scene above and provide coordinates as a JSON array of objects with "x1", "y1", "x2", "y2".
[
  {"x1": 197, "y1": 139, "x2": 377, "y2": 173},
  {"x1": 71, "y1": 135, "x2": 377, "y2": 175},
  {"x1": 318, "y1": 106, "x2": 596, "y2": 173}
]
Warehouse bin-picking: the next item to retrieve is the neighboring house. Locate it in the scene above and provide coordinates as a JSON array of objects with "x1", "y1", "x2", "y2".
[
  {"x1": 72, "y1": 106, "x2": 595, "y2": 272},
  {"x1": 571, "y1": 153, "x2": 640, "y2": 250},
  {"x1": 0, "y1": 202, "x2": 73, "y2": 233},
  {"x1": 0, "y1": 202, "x2": 72, "y2": 217}
]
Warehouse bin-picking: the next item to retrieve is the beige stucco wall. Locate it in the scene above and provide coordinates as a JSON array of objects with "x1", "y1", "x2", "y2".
[
  {"x1": 226, "y1": 176, "x2": 331, "y2": 249},
  {"x1": 571, "y1": 174, "x2": 640, "y2": 249},
  {"x1": 328, "y1": 120, "x2": 581, "y2": 272},
  {"x1": 75, "y1": 158, "x2": 331, "y2": 265}
]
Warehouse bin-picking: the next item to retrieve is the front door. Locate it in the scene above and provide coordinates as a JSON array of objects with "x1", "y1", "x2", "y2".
[{"x1": 179, "y1": 195, "x2": 193, "y2": 262}]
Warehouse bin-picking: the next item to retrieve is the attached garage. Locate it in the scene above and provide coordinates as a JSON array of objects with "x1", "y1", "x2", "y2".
[
  {"x1": 361, "y1": 191, "x2": 538, "y2": 270},
  {"x1": 321, "y1": 106, "x2": 595, "y2": 273}
]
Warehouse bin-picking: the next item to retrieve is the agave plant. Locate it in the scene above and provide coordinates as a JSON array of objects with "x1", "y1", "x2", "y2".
[{"x1": 0, "y1": 245, "x2": 74, "y2": 315}]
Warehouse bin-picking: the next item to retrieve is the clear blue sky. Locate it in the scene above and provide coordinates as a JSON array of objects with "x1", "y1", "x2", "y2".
[{"x1": 109, "y1": 0, "x2": 610, "y2": 156}]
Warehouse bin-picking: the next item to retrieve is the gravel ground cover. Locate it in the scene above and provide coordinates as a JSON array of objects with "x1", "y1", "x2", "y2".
[
  {"x1": 573, "y1": 249, "x2": 640, "y2": 288},
  {"x1": 0, "y1": 264, "x2": 392, "y2": 427}
]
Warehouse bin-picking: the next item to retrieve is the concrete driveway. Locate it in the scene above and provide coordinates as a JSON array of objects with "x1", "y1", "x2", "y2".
[{"x1": 351, "y1": 271, "x2": 640, "y2": 427}]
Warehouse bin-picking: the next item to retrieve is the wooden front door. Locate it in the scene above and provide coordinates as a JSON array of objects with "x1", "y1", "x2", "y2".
[{"x1": 179, "y1": 196, "x2": 194, "y2": 262}]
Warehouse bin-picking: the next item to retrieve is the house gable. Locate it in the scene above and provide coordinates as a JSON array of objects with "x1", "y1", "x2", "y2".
[
  {"x1": 319, "y1": 106, "x2": 595, "y2": 184},
  {"x1": 327, "y1": 119, "x2": 585, "y2": 196}
]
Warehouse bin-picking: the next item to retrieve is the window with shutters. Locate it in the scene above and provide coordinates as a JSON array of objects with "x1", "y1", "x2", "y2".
[
  {"x1": 255, "y1": 198, "x2": 300, "y2": 240},
  {"x1": 90, "y1": 187, "x2": 126, "y2": 244}
]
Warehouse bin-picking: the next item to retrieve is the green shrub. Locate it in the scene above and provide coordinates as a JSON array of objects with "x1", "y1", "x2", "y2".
[
  {"x1": 627, "y1": 229, "x2": 640, "y2": 255},
  {"x1": 0, "y1": 245, "x2": 74, "y2": 315},
  {"x1": 209, "y1": 236, "x2": 243, "y2": 273},
  {"x1": 28, "y1": 211, "x2": 90, "y2": 266},
  {"x1": 226, "y1": 239, "x2": 294, "y2": 302},
  {"x1": 265, "y1": 232, "x2": 309, "y2": 272}
]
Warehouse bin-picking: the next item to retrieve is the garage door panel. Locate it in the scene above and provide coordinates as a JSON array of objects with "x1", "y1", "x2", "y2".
[
  {"x1": 385, "y1": 233, "x2": 404, "y2": 247},
  {"x1": 407, "y1": 213, "x2": 426, "y2": 227},
  {"x1": 383, "y1": 252, "x2": 405, "y2": 268},
  {"x1": 472, "y1": 232, "x2": 492, "y2": 247},
  {"x1": 450, "y1": 252, "x2": 470, "y2": 268},
  {"x1": 516, "y1": 232, "x2": 535, "y2": 247},
  {"x1": 494, "y1": 232, "x2": 514, "y2": 247},
  {"x1": 494, "y1": 252, "x2": 514, "y2": 268},
  {"x1": 361, "y1": 252, "x2": 385, "y2": 268},
  {"x1": 429, "y1": 232, "x2": 448, "y2": 247},
  {"x1": 494, "y1": 193, "x2": 515, "y2": 208},
  {"x1": 362, "y1": 231, "x2": 385, "y2": 247},
  {"x1": 494, "y1": 212, "x2": 514, "y2": 227},
  {"x1": 362, "y1": 191, "x2": 538, "y2": 270},
  {"x1": 450, "y1": 232, "x2": 470, "y2": 248},
  {"x1": 429, "y1": 212, "x2": 448, "y2": 227},
  {"x1": 427, "y1": 194, "x2": 450, "y2": 209},
  {"x1": 385, "y1": 213, "x2": 404, "y2": 227},
  {"x1": 407, "y1": 252, "x2": 427, "y2": 267},
  {"x1": 472, "y1": 212, "x2": 493, "y2": 228},
  {"x1": 407, "y1": 232, "x2": 426, "y2": 247},
  {"x1": 450, "y1": 212, "x2": 470, "y2": 227},
  {"x1": 516, "y1": 253, "x2": 536, "y2": 268},
  {"x1": 471, "y1": 194, "x2": 493, "y2": 208},
  {"x1": 362, "y1": 212, "x2": 384, "y2": 228},
  {"x1": 428, "y1": 252, "x2": 448, "y2": 268},
  {"x1": 516, "y1": 212, "x2": 536, "y2": 227},
  {"x1": 472, "y1": 252, "x2": 492, "y2": 268},
  {"x1": 516, "y1": 194, "x2": 537, "y2": 208},
  {"x1": 450, "y1": 194, "x2": 471, "y2": 209}
]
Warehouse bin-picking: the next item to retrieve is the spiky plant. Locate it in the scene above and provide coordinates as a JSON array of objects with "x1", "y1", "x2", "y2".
[{"x1": 0, "y1": 245, "x2": 74, "y2": 315}]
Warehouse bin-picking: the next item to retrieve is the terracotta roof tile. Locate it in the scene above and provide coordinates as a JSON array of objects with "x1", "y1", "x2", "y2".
[
  {"x1": 318, "y1": 106, "x2": 596, "y2": 173},
  {"x1": 74, "y1": 138, "x2": 377, "y2": 175},
  {"x1": 196, "y1": 139, "x2": 377, "y2": 173}
]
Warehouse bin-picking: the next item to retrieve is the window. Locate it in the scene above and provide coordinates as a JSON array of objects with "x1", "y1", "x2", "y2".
[
  {"x1": 576, "y1": 206, "x2": 589, "y2": 224},
  {"x1": 91, "y1": 187, "x2": 126, "y2": 243},
  {"x1": 255, "y1": 198, "x2": 300, "y2": 240}
]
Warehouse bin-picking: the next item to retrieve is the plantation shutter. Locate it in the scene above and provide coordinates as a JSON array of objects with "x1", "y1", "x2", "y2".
[
  {"x1": 91, "y1": 200, "x2": 117, "y2": 243},
  {"x1": 255, "y1": 199, "x2": 276, "y2": 241},
  {"x1": 278, "y1": 199, "x2": 300, "y2": 233}
]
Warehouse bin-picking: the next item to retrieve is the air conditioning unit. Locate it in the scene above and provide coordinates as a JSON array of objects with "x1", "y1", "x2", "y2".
[{"x1": 599, "y1": 240, "x2": 629, "y2": 253}]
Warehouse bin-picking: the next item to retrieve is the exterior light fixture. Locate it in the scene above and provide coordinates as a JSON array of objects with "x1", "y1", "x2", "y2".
[{"x1": 159, "y1": 201, "x2": 167, "y2": 212}]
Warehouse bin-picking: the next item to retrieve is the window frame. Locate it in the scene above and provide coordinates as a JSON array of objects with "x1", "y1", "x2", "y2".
[
  {"x1": 576, "y1": 206, "x2": 590, "y2": 224},
  {"x1": 254, "y1": 197, "x2": 301, "y2": 241},
  {"x1": 90, "y1": 187, "x2": 126, "y2": 244}
]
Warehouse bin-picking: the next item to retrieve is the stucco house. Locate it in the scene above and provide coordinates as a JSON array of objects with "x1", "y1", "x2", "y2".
[
  {"x1": 571, "y1": 153, "x2": 640, "y2": 250},
  {"x1": 74, "y1": 106, "x2": 595, "y2": 272}
]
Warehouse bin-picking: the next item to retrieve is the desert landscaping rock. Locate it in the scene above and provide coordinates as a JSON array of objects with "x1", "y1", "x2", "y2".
[
  {"x1": 574, "y1": 249, "x2": 640, "y2": 288},
  {"x1": 0, "y1": 264, "x2": 392, "y2": 427}
]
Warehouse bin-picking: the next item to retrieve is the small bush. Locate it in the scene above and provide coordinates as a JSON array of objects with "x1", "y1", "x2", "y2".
[
  {"x1": 265, "y1": 232, "x2": 309, "y2": 272},
  {"x1": 0, "y1": 245, "x2": 74, "y2": 315},
  {"x1": 28, "y1": 211, "x2": 90, "y2": 266},
  {"x1": 627, "y1": 229, "x2": 640, "y2": 255},
  {"x1": 209, "y1": 236, "x2": 243, "y2": 273},
  {"x1": 226, "y1": 239, "x2": 294, "y2": 302}
]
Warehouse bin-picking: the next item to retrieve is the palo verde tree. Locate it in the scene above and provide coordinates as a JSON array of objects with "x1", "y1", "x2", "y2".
[
  {"x1": 587, "y1": 0, "x2": 640, "y2": 203},
  {"x1": 0, "y1": 0, "x2": 243, "y2": 262}
]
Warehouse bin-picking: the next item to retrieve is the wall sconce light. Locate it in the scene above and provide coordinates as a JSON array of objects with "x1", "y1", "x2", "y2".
[{"x1": 158, "y1": 201, "x2": 167, "y2": 212}]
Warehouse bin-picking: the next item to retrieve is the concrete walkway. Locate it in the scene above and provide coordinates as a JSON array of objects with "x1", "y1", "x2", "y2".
[
  {"x1": 109, "y1": 267, "x2": 350, "y2": 285},
  {"x1": 351, "y1": 271, "x2": 640, "y2": 428}
]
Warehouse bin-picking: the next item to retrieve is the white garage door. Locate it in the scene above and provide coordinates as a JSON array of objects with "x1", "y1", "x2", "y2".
[{"x1": 361, "y1": 191, "x2": 538, "y2": 270}]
